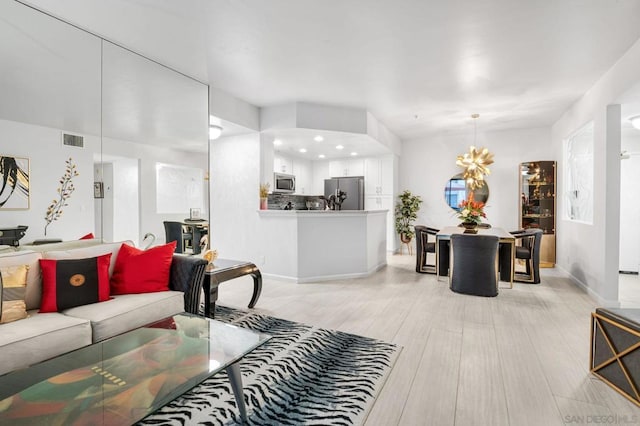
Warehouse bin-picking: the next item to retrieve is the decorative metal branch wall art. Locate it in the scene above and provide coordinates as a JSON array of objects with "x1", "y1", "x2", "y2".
[{"x1": 44, "y1": 158, "x2": 79, "y2": 236}]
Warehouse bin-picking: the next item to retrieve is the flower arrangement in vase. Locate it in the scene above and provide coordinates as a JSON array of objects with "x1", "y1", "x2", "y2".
[
  {"x1": 457, "y1": 192, "x2": 486, "y2": 232},
  {"x1": 259, "y1": 182, "x2": 270, "y2": 210}
]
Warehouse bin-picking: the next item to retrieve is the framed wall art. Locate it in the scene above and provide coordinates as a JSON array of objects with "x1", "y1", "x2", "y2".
[
  {"x1": 0, "y1": 155, "x2": 30, "y2": 210},
  {"x1": 190, "y1": 207, "x2": 202, "y2": 220}
]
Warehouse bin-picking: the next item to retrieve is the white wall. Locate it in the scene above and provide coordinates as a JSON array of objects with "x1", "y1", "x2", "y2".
[
  {"x1": 400, "y1": 127, "x2": 553, "y2": 231},
  {"x1": 111, "y1": 157, "x2": 140, "y2": 245},
  {"x1": 210, "y1": 133, "x2": 262, "y2": 264},
  {"x1": 619, "y1": 135, "x2": 640, "y2": 272},
  {"x1": 551, "y1": 37, "x2": 640, "y2": 305},
  {"x1": 0, "y1": 119, "x2": 98, "y2": 242},
  {"x1": 210, "y1": 86, "x2": 260, "y2": 132}
]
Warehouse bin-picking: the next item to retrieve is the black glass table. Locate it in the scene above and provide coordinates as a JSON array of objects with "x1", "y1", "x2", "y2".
[
  {"x1": 204, "y1": 258, "x2": 262, "y2": 317},
  {"x1": 0, "y1": 313, "x2": 269, "y2": 425}
]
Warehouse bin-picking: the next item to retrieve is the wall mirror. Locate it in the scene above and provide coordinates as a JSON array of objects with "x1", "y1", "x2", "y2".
[
  {"x1": 100, "y1": 41, "x2": 208, "y2": 246},
  {"x1": 0, "y1": 0, "x2": 101, "y2": 241},
  {"x1": 0, "y1": 1, "x2": 209, "y2": 247},
  {"x1": 444, "y1": 173, "x2": 490, "y2": 211}
]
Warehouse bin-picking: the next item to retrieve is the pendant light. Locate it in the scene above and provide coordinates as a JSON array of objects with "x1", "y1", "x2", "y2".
[{"x1": 455, "y1": 114, "x2": 494, "y2": 190}]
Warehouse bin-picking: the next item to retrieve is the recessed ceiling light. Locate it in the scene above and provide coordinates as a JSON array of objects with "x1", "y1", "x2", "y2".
[
  {"x1": 318, "y1": 154, "x2": 326, "y2": 159},
  {"x1": 299, "y1": 148, "x2": 307, "y2": 153},
  {"x1": 350, "y1": 152, "x2": 358, "y2": 156},
  {"x1": 630, "y1": 115, "x2": 640, "y2": 130},
  {"x1": 209, "y1": 125, "x2": 222, "y2": 140},
  {"x1": 314, "y1": 135, "x2": 324, "y2": 142},
  {"x1": 273, "y1": 139, "x2": 283, "y2": 146},
  {"x1": 335, "y1": 145, "x2": 344, "y2": 150}
]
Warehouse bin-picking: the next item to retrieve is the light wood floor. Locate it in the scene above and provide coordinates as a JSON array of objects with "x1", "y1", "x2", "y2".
[
  {"x1": 216, "y1": 255, "x2": 640, "y2": 425},
  {"x1": 619, "y1": 273, "x2": 640, "y2": 308}
]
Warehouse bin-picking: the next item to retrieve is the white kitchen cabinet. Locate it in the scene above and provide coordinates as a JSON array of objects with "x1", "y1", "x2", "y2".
[
  {"x1": 329, "y1": 160, "x2": 348, "y2": 177},
  {"x1": 365, "y1": 155, "x2": 394, "y2": 196},
  {"x1": 365, "y1": 195, "x2": 379, "y2": 210},
  {"x1": 349, "y1": 158, "x2": 365, "y2": 176},
  {"x1": 312, "y1": 161, "x2": 330, "y2": 195},
  {"x1": 329, "y1": 158, "x2": 364, "y2": 177},
  {"x1": 274, "y1": 154, "x2": 313, "y2": 194},
  {"x1": 364, "y1": 158, "x2": 380, "y2": 195},
  {"x1": 274, "y1": 155, "x2": 293, "y2": 174},
  {"x1": 292, "y1": 158, "x2": 312, "y2": 195},
  {"x1": 379, "y1": 155, "x2": 393, "y2": 194}
]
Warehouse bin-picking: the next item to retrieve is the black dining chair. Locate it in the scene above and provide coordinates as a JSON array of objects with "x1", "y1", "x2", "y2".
[
  {"x1": 449, "y1": 234, "x2": 499, "y2": 297},
  {"x1": 164, "y1": 221, "x2": 190, "y2": 254},
  {"x1": 164, "y1": 221, "x2": 207, "y2": 255},
  {"x1": 511, "y1": 228, "x2": 543, "y2": 283},
  {"x1": 414, "y1": 225, "x2": 439, "y2": 274}
]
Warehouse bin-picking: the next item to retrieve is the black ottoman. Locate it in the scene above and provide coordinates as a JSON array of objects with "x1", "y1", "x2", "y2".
[{"x1": 591, "y1": 308, "x2": 640, "y2": 407}]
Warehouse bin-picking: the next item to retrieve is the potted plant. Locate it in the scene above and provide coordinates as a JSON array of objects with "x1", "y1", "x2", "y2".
[
  {"x1": 394, "y1": 190, "x2": 422, "y2": 243},
  {"x1": 259, "y1": 182, "x2": 270, "y2": 210}
]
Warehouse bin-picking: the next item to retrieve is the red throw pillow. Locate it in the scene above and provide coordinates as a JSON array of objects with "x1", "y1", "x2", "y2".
[
  {"x1": 39, "y1": 254, "x2": 112, "y2": 313},
  {"x1": 110, "y1": 241, "x2": 176, "y2": 295},
  {"x1": 79, "y1": 233, "x2": 95, "y2": 240}
]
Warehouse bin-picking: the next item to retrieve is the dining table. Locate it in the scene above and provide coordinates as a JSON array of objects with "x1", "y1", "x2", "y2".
[{"x1": 435, "y1": 226, "x2": 516, "y2": 288}]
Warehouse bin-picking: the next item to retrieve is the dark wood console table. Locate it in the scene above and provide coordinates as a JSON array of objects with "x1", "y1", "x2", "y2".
[{"x1": 203, "y1": 259, "x2": 262, "y2": 317}]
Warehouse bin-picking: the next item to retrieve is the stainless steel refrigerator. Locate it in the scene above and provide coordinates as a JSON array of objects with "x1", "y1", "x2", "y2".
[{"x1": 324, "y1": 176, "x2": 365, "y2": 210}]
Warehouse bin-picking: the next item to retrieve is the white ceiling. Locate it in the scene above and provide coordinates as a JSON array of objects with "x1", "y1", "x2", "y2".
[
  {"x1": 266, "y1": 128, "x2": 391, "y2": 160},
  {"x1": 22, "y1": 0, "x2": 640, "y2": 142}
]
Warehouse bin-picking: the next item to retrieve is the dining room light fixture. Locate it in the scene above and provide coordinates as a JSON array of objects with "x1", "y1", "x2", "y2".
[
  {"x1": 456, "y1": 114, "x2": 494, "y2": 190},
  {"x1": 629, "y1": 115, "x2": 640, "y2": 130},
  {"x1": 209, "y1": 125, "x2": 223, "y2": 140}
]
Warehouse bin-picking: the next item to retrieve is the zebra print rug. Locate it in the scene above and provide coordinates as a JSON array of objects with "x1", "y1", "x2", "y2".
[{"x1": 139, "y1": 306, "x2": 400, "y2": 425}]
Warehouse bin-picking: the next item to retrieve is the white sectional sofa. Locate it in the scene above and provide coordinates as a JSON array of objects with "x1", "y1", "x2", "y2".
[{"x1": 0, "y1": 240, "x2": 206, "y2": 376}]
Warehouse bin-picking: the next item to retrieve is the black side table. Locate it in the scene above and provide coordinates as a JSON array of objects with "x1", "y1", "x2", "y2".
[{"x1": 203, "y1": 259, "x2": 262, "y2": 317}]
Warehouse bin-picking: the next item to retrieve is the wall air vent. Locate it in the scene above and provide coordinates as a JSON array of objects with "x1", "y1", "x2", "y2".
[{"x1": 62, "y1": 133, "x2": 84, "y2": 148}]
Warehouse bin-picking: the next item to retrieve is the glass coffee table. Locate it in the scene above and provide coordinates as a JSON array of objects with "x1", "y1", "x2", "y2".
[{"x1": 0, "y1": 313, "x2": 270, "y2": 425}]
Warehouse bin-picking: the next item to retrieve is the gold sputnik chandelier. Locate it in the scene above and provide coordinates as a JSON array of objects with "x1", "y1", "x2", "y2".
[{"x1": 456, "y1": 114, "x2": 494, "y2": 190}]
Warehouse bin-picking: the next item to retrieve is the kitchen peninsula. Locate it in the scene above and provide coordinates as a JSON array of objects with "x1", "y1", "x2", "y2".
[{"x1": 257, "y1": 209, "x2": 387, "y2": 283}]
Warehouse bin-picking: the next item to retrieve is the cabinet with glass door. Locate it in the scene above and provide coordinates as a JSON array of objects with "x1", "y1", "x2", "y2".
[{"x1": 519, "y1": 161, "x2": 556, "y2": 267}]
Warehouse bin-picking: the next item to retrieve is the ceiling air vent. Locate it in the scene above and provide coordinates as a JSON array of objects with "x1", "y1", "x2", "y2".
[{"x1": 62, "y1": 133, "x2": 84, "y2": 148}]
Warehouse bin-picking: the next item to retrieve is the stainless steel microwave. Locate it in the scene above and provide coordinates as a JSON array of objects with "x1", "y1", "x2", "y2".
[{"x1": 274, "y1": 173, "x2": 296, "y2": 193}]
